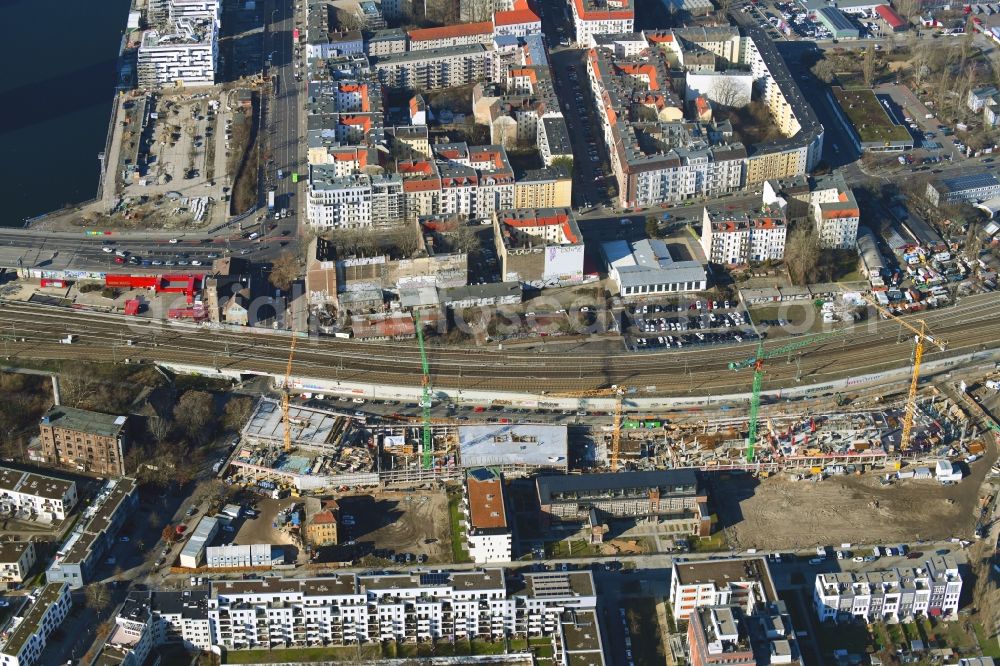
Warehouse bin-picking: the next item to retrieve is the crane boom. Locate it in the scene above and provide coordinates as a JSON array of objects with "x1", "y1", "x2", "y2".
[
  {"x1": 729, "y1": 331, "x2": 840, "y2": 371},
  {"x1": 852, "y1": 292, "x2": 946, "y2": 451},
  {"x1": 414, "y1": 311, "x2": 433, "y2": 469},
  {"x1": 282, "y1": 334, "x2": 298, "y2": 452},
  {"x1": 551, "y1": 386, "x2": 626, "y2": 471}
]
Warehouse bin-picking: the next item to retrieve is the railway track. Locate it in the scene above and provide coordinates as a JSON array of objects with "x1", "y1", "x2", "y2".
[{"x1": 1, "y1": 293, "x2": 999, "y2": 396}]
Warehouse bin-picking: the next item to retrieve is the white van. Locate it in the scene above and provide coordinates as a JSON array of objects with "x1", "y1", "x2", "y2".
[{"x1": 248, "y1": 232, "x2": 259, "y2": 240}]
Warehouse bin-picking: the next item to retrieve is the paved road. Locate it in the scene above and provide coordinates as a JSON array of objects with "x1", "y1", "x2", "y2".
[{"x1": 1, "y1": 293, "x2": 999, "y2": 397}]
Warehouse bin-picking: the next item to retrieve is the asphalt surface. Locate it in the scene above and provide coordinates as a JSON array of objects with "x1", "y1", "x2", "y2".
[{"x1": 2, "y1": 293, "x2": 999, "y2": 397}]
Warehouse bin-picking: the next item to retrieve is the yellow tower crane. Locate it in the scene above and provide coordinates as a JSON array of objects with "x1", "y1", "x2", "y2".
[
  {"x1": 550, "y1": 386, "x2": 627, "y2": 471},
  {"x1": 282, "y1": 334, "x2": 299, "y2": 452},
  {"x1": 854, "y1": 293, "x2": 947, "y2": 450}
]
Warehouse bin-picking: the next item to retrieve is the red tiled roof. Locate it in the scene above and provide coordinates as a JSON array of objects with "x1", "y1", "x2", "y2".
[
  {"x1": 408, "y1": 21, "x2": 493, "y2": 42},
  {"x1": 875, "y1": 4, "x2": 906, "y2": 29},
  {"x1": 495, "y1": 2, "x2": 540, "y2": 26},
  {"x1": 572, "y1": 0, "x2": 633, "y2": 21},
  {"x1": 311, "y1": 510, "x2": 337, "y2": 525}
]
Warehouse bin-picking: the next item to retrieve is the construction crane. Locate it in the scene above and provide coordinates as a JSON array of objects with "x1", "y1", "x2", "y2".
[
  {"x1": 413, "y1": 311, "x2": 433, "y2": 469},
  {"x1": 550, "y1": 386, "x2": 627, "y2": 471},
  {"x1": 852, "y1": 292, "x2": 946, "y2": 451},
  {"x1": 282, "y1": 334, "x2": 299, "y2": 453},
  {"x1": 729, "y1": 331, "x2": 842, "y2": 463}
]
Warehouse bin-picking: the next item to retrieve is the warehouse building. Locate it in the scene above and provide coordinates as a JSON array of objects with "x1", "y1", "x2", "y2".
[
  {"x1": 535, "y1": 469, "x2": 711, "y2": 537},
  {"x1": 38, "y1": 406, "x2": 131, "y2": 478},
  {"x1": 180, "y1": 515, "x2": 223, "y2": 568},
  {"x1": 602, "y1": 239, "x2": 708, "y2": 297},
  {"x1": 926, "y1": 172, "x2": 1000, "y2": 206},
  {"x1": 815, "y1": 7, "x2": 861, "y2": 39}
]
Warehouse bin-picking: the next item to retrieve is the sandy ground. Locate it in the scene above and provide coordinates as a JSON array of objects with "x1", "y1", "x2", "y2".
[
  {"x1": 337, "y1": 489, "x2": 451, "y2": 562},
  {"x1": 714, "y1": 461, "x2": 995, "y2": 551}
]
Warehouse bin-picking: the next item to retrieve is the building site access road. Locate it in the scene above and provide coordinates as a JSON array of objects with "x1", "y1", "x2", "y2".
[{"x1": 1, "y1": 293, "x2": 999, "y2": 397}]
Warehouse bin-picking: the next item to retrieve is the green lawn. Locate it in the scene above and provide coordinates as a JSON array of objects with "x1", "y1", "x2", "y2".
[
  {"x1": 448, "y1": 492, "x2": 471, "y2": 563},
  {"x1": 224, "y1": 645, "x2": 382, "y2": 663},
  {"x1": 975, "y1": 624, "x2": 1000, "y2": 658},
  {"x1": 832, "y1": 87, "x2": 911, "y2": 144},
  {"x1": 690, "y1": 531, "x2": 728, "y2": 552}
]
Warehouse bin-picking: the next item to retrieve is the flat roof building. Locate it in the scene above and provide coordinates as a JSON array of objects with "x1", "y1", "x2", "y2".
[
  {"x1": 670, "y1": 557, "x2": 779, "y2": 622},
  {"x1": 537, "y1": 469, "x2": 711, "y2": 538},
  {"x1": 926, "y1": 171, "x2": 1000, "y2": 206},
  {"x1": 0, "y1": 467, "x2": 78, "y2": 522},
  {"x1": 464, "y1": 468, "x2": 512, "y2": 563},
  {"x1": 0, "y1": 583, "x2": 72, "y2": 666},
  {"x1": 38, "y1": 406, "x2": 131, "y2": 478},
  {"x1": 0, "y1": 542, "x2": 36, "y2": 586},
  {"x1": 458, "y1": 424, "x2": 567, "y2": 471},
  {"x1": 493, "y1": 208, "x2": 584, "y2": 287},
  {"x1": 46, "y1": 477, "x2": 138, "y2": 588},
  {"x1": 180, "y1": 515, "x2": 223, "y2": 568},
  {"x1": 603, "y1": 239, "x2": 708, "y2": 297}
]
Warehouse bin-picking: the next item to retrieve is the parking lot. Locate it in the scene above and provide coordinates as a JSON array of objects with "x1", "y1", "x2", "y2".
[
  {"x1": 624, "y1": 298, "x2": 761, "y2": 351},
  {"x1": 317, "y1": 490, "x2": 451, "y2": 565}
]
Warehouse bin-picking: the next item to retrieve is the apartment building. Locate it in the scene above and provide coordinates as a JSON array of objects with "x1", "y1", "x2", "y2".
[
  {"x1": 514, "y1": 167, "x2": 573, "y2": 208},
  {"x1": 207, "y1": 568, "x2": 601, "y2": 650},
  {"x1": 434, "y1": 143, "x2": 516, "y2": 219},
  {"x1": 46, "y1": 478, "x2": 138, "y2": 589},
  {"x1": 137, "y1": 0, "x2": 220, "y2": 88},
  {"x1": 494, "y1": 0, "x2": 542, "y2": 37},
  {"x1": 407, "y1": 21, "x2": 494, "y2": 50},
  {"x1": 366, "y1": 28, "x2": 408, "y2": 56},
  {"x1": 813, "y1": 556, "x2": 962, "y2": 623},
  {"x1": 0, "y1": 583, "x2": 71, "y2": 666},
  {"x1": 307, "y1": 170, "x2": 404, "y2": 229},
  {"x1": 89, "y1": 590, "x2": 213, "y2": 666},
  {"x1": 464, "y1": 468, "x2": 512, "y2": 563},
  {"x1": 536, "y1": 469, "x2": 712, "y2": 537},
  {"x1": 670, "y1": 557, "x2": 778, "y2": 622},
  {"x1": 587, "y1": 28, "x2": 822, "y2": 208},
  {"x1": 372, "y1": 44, "x2": 491, "y2": 89},
  {"x1": 0, "y1": 542, "x2": 36, "y2": 585},
  {"x1": 494, "y1": 208, "x2": 584, "y2": 285},
  {"x1": 811, "y1": 173, "x2": 859, "y2": 249},
  {"x1": 38, "y1": 406, "x2": 131, "y2": 477},
  {"x1": 688, "y1": 603, "x2": 802, "y2": 666},
  {"x1": 701, "y1": 205, "x2": 787, "y2": 265},
  {"x1": 0, "y1": 467, "x2": 77, "y2": 522},
  {"x1": 570, "y1": 0, "x2": 634, "y2": 46}
]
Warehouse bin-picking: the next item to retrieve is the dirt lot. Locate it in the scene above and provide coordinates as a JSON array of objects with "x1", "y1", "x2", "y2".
[
  {"x1": 714, "y1": 460, "x2": 995, "y2": 551},
  {"x1": 336, "y1": 489, "x2": 450, "y2": 563},
  {"x1": 232, "y1": 496, "x2": 303, "y2": 563}
]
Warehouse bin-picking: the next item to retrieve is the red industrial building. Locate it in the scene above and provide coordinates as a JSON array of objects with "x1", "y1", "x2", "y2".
[
  {"x1": 104, "y1": 274, "x2": 203, "y2": 304},
  {"x1": 875, "y1": 4, "x2": 907, "y2": 31}
]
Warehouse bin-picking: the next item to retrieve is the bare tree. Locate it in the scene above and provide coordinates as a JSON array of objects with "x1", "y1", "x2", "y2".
[
  {"x1": 811, "y1": 59, "x2": 836, "y2": 85},
  {"x1": 862, "y1": 45, "x2": 877, "y2": 88},
  {"x1": 223, "y1": 396, "x2": 254, "y2": 432},
  {"x1": 784, "y1": 225, "x2": 822, "y2": 286},
  {"x1": 269, "y1": 251, "x2": 302, "y2": 292},
  {"x1": 173, "y1": 390, "x2": 216, "y2": 444},
  {"x1": 713, "y1": 76, "x2": 749, "y2": 108},
  {"x1": 84, "y1": 584, "x2": 112, "y2": 611}
]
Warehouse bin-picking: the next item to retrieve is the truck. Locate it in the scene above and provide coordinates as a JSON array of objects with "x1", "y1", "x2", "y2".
[{"x1": 267, "y1": 190, "x2": 276, "y2": 211}]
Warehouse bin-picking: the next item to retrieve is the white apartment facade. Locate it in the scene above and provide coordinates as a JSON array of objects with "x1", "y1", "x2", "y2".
[
  {"x1": 669, "y1": 558, "x2": 778, "y2": 623},
  {"x1": 569, "y1": 0, "x2": 634, "y2": 46},
  {"x1": 0, "y1": 583, "x2": 72, "y2": 666},
  {"x1": 811, "y1": 177, "x2": 860, "y2": 250},
  {"x1": 0, "y1": 542, "x2": 36, "y2": 585},
  {"x1": 701, "y1": 207, "x2": 787, "y2": 265},
  {"x1": 814, "y1": 557, "x2": 962, "y2": 624},
  {"x1": 373, "y1": 45, "x2": 491, "y2": 90},
  {"x1": 308, "y1": 172, "x2": 375, "y2": 229},
  {"x1": 0, "y1": 467, "x2": 78, "y2": 522},
  {"x1": 207, "y1": 569, "x2": 598, "y2": 650},
  {"x1": 464, "y1": 469, "x2": 512, "y2": 564},
  {"x1": 137, "y1": 7, "x2": 219, "y2": 88}
]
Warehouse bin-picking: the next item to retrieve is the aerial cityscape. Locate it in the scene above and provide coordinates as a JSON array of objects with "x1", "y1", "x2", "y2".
[{"x1": 2, "y1": 0, "x2": 1000, "y2": 663}]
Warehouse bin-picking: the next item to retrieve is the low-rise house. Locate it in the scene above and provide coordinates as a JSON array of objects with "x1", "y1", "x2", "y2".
[{"x1": 306, "y1": 500, "x2": 339, "y2": 547}]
